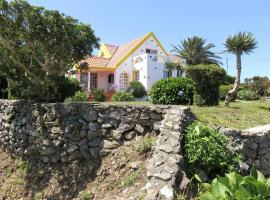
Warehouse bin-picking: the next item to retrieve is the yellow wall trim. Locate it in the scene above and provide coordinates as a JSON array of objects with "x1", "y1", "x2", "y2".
[
  {"x1": 115, "y1": 32, "x2": 169, "y2": 68},
  {"x1": 98, "y1": 43, "x2": 111, "y2": 58}
]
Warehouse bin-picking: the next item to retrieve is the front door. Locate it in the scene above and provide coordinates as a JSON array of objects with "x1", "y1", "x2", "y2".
[{"x1": 90, "y1": 73, "x2": 97, "y2": 90}]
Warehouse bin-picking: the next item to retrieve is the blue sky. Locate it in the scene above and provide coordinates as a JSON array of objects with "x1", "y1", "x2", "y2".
[{"x1": 27, "y1": 0, "x2": 270, "y2": 79}]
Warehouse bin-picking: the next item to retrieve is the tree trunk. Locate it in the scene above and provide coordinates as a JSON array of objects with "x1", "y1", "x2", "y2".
[
  {"x1": 169, "y1": 68, "x2": 173, "y2": 78},
  {"x1": 225, "y1": 53, "x2": 241, "y2": 106}
]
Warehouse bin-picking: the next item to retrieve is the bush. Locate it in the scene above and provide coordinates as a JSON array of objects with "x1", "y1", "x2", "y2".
[
  {"x1": 184, "y1": 122, "x2": 239, "y2": 179},
  {"x1": 93, "y1": 89, "x2": 106, "y2": 102},
  {"x1": 0, "y1": 76, "x2": 8, "y2": 99},
  {"x1": 223, "y1": 74, "x2": 235, "y2": 85},
  {"x1": 8, "y1": 76, "x2": 81, "y2": 102},
  {"x1": 149, "y1": 77, "x2": 195, "y2": 105},
  {"x1": 186, "y1": 64, "x2": 226, "y2": 106},
  {"x1": 237, "y1": 89, "x2": 259, "y2": 100},
  {"x1": 64, "y1": 91, "x2": 88, "y2": 103},
  {"x1": 219, "y1": 84, "x2": 233, "y2": 100},
  {"x1": 112, "y1": 92, "x2": 134, "y2": 102},
  {"x1": 199, "y1": 168, "x2": 270, "y2": 200},
  {"x1": 127, "y1": 81, "x2": 146, "y2": 98}
]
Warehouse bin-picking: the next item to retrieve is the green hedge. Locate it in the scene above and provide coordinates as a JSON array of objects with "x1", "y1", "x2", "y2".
[
  {"x1": 149, "y1": 77, "x2": 195, "y2": 105},
  {"x1": 127, "y1": 81, "x2": 146, "y2": 98},
  {"x1": 112, "y1": 92, "x2": 134, "y2": 102},
  {"x1": 186, "y1": 64, "x2": 226, "y2": 106},
  {"x1": 64, "y1": 91, "x2": 88, "y2": 103},
  {"x1": 237, "y1": 89, "x2": 259, "y2": 100}
]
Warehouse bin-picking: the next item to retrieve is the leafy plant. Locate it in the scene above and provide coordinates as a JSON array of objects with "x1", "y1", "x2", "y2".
[
  {"x1": 237, "y1": 89, "x2": 259, "y2": 100},
  {"x1": 122, "y1": 167, "x2": 143, "y2": 187},
  {"x1": 64, "y1": 91, "x2": 88, "y2": 103},
  {"x1": 184, "y1": 122, "x2": 239, "y2": 179},
  {"x1": 81, "y1": 191, "x2": 91, "y2": 200},
  {"x1": 127, "y1": 81, "x2": 146, "y2": 98},
  {"x1": 149, "y1": 77, "x2": 195, "y2": 105},
  {"x1": 112, "y1": 92, "x2": 134, "y2": 102},
  {"x1": 199, "y1": 168, "x2": 270, "y2": 200},
  {"x1": 93, "y1": 89, "x2": 106, "y2": 102},
  {"x1": 137, "y1": 136, "x2": 156, "y2": 154},
  {"x1": 186, "y1": 64, "x2": 226, "y2": 106}
]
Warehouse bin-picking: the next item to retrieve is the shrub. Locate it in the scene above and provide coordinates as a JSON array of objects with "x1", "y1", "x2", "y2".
[
  {"x1": 219, "y1": 84, "x2": 233, "y2": 100},
  {"x1": 223, "y1": 74, "x2": 235, "y2": 85},
  {"x1": 186, "y1": 64, "x2": 226, "y2": 106},
  {"x1": 65, "y1": 91, "x2": 88, "y2": 103},
  {"x1": 112, "y1": 92, "x2": 134, "y2": 102},
  {"x1": 0, "y1": 76, "x2": 8, "y2": 99},
  {"x1": 237, "y1": 89, "x2": 259, "y2": 100},
  {"x1": 193, "y1": 94, "x2": 204, "y2": 106},
  {"x1": 199, "y1": 168, "x2": 270, "y2": 200},
  {"x1": 149, "y1": 77, "x2": 195, "y2": 105},
  {"x1": 127, "y1": 81, "x2": 146, "y2": 98},
  {"x1": 184, "y1": 122, "x2": 239, "y2": 179},
  {"x1": 8, "y1": 76, "x2": 81, "y2": 102},
  {"x1": 244, "y1": 76, "x2": 270, "y2": 97},
  {"x1": 93, "y1": 89, "x2": 106, "y2": 102}
]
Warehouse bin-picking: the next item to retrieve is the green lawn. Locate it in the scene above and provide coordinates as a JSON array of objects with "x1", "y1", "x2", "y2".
[{"x1": 191, "y1": 100, "x2": 270, "y2": 129}]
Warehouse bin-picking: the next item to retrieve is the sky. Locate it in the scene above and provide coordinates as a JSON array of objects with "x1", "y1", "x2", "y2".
[{"x1": 27, "y1": 0, "x2": 270, "y2": 79}]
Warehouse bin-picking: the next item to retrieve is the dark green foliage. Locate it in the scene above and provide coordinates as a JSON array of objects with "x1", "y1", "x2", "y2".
[
  {"x1": 199, "y1": 168, "x2": 270, "y2": 200},
  {"x1": 112, "y1": 92, "x2": 134, "y2": 102},
  {"x1": 219, "y1": 84, "x2": 233, "y2": 100},
  {"x1": 149, "y1": 77, "x2": 195, "y2": 105},
  {"x1": 223, "y1": 75, "x2": 235, "y2": 85},
  {"x1": 186, "y1": 64, "x2": 226, "y2": 106},
  {"x1": 8, "y1": 76, "x2": 81, "y2": 102},
  {"x1": 93, "y1": 89, "x2": 106, "y2": 102},
  {"x1": 64, "y1": 91, "x2": 88, "y2": 103},
  {"x1": 127, "y1": 81, "x2": 146, "y2": 98},
  {"x1": 237, "y1": 90, "x2": 259, "y2": 101},
  {"x1": 244, "y1": 76, "x2": 270, "y2": 97},
  {"x1": 0, "y1": 75, "x2": 8, "y2": 99},
  {"x1": 184, "y1": 122, "x2": 239, "y2": 179},
  {"x1": 0, "y1": 0, "x2": 99, "y2": 102}
]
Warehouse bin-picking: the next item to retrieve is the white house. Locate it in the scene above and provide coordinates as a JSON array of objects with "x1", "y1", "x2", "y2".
[{"x1": 73, "y1": 32, "x2": 185, "y2": 95}]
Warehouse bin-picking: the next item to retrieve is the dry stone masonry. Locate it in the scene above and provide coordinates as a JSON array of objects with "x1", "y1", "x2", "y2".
[
  {"x1": 0, "y1": 100, "x2": 170, "y2": 163},
  {"x1": 219, "y1": 125, "x2": 270, "y2": 176},
  {"x1": 144, "y1": 107, "x2": 195, "y2": 200}
]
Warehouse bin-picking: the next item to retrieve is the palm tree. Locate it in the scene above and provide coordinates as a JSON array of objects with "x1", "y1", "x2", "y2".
[
  {"x1": 224, "y1": 32, "x2": 257, "y2": 106},
  {"x1": 172, "y1": 36, "x2": 222, "y2": 65}
]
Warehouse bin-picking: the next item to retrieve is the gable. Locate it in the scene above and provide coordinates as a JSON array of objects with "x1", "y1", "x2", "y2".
[{"x1": 107, "y1": 32, "x2": 169, "y2": 68}]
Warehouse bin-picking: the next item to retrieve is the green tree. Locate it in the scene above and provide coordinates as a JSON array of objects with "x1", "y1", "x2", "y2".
[
  {"x1": 172, "y1": 36, "x2": 221, "y2": 65},
  {"x1": 0, "y1": 0, "x2": 99, "y2": 102},
  {"x1": 224, "y1": 32, "x2": 257, "y2": 106}
]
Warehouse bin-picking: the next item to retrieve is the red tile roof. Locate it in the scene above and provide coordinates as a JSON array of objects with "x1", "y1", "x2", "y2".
[{"x1": 79, "y1": 56, "x2": 110, "y2": 67}]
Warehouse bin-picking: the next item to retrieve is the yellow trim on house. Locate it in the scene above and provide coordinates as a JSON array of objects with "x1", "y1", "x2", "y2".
[
  {"x1": 98, "y1": 43, "x2": 111, "y2": 58},
  {"x1": 115, "y1": 32, "x2": 169, "y2": 68}
]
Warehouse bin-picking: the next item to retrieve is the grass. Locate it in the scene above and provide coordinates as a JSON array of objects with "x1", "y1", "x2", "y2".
[
  {"x1": 136, "y1": 136, "x2": 157, "y2": 154},
  {"x1": 191, "y1": 100, "x2": 270, "y2": 129},
  {"x1": 122, "y1": 167, "x2": 143, "y2": 188}
]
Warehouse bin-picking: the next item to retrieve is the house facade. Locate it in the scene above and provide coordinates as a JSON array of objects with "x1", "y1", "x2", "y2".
[{"x1": 73, "y1": 32, "x2": 185, "y2": 93}]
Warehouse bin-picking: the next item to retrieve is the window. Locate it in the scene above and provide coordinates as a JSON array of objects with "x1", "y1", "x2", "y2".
[
  {"x1": 146, "y1": 49, "x2": 158, "y2": 54},
  {"x1": 80, "y1": 72, "x2": 88, "y2": 89},
  {"x1": 133, "y1": 70, "x2": 139, "y2": 81},
  {"x1": 119, "y1": 72, "x2": 128, "y2": 91},
  {"x1": 108, "y1": 74, "x2": 114, "y2": 84},
  {"x1": 90, "y1": 73, "x2": 97, "y2": 90}
]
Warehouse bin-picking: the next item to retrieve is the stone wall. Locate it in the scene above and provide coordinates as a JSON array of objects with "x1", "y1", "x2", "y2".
[
  {"x1": 219, "y1": 125, "x2": 270, "y2": 176},
  {"x1": 0, "y1": 100, "x2": 170, "y2": 163}
]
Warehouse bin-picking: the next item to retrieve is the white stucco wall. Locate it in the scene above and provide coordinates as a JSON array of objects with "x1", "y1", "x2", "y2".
[{"x1": 115, "y1": 35, "x2": 169, "y2": 91}]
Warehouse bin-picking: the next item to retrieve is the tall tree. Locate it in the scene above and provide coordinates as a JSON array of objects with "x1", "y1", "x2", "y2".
[
  {"x1": 224, "y1": 32, "x2": 257, "y2": 106},
  {"x1": 0, "y1": 0, "x2": 99, "y2": 101},
  {"x1": 172, "y1": 36, "x2": 221, "y2": 65}
]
